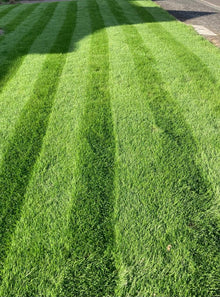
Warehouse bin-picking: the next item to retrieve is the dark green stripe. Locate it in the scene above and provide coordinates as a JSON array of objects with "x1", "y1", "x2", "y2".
[
  {"x1": 108, "y1": 0, "x2": 219, "y2": 295},
  {"x1": 2, "y1": 4, "x2": 38, "y2": 34},
  {"x1": 61, "y1": 1, "x2": 116, "y2": 296},
  {"x1": 0, "y1": 1, "x2": 77, "y2": 283},
  {"x1": 0, "y1": 5, "x2": 18, "y2": 18},
  {"x1": 0, "y1": 3, "x2": 57, "y2": 92}
]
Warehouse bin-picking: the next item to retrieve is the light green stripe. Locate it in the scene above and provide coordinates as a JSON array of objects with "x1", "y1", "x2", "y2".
[
  {"x1": 101, "y1": 5, "x2": 157, "y2": 294},
  {"x1": 60, "y1": 0, "x2": 116, "y2": 294}
]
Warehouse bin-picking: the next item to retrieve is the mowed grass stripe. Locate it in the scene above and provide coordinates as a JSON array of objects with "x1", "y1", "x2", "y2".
[
  {"x1": 0, "y1": 2, "x2": 57, "y2": 92},
  {"x1": 0, "y1": 1, "x2": 77, "y2": 282},
  {"x1": 0, "y1": 4, "x2": 28, "y2": 29},
  {"x1": 61, "y1": 0, "x2": 116, "y2": 295},
  {"x1": 0, "y1": 5, "x2": 17, "y2": 18},
  {"x1": 108, "y1": 0, "x2": 220, "y2": 295},
  {"x1": 0, "y1": 1, "x2": 91, "y2": 295},
  {"x1": 0, "y1": 2, "x2": 70, "y2": 165},
  {"x1": 130, "y1": 1, "x2": 220, "y2": 110},
  {"x1": 117, "y1": 0, "x2": 219, "y2": 109},
  {"x1": 0, "y1": 3, "x2": 48, "y2": 63},
  {"x1": 123, "y1": 0, "x2": 217, "y2": 82},
  {"x1": 131, "y1": 2, "x2": 220, "y2": 219},
  {"x1": 99, "y1": 3, "x2": 157, "y2": 295},
  {"x1": 0, "y1": 4, "x2": 38, "y2": 35},
  {"x1": 120, "y1": 1, "x2": 220, "y2": 142},
  {"x1": 142, "y1": 0, "x2": 220, "y2": 80}
]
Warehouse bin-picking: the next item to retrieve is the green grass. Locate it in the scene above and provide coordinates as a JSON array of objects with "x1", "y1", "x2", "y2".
[
  {"x1": 0, "y1": 0, "x2": 219, "y2": 296},
  {"x1": 60, "y1": 1, "x2": 116, "y2": 296},
  {"x1": 0, "y1": 5, "x2": 18, "y2": 18},
  {"x1": 0, "y1": 0, "x2": 76, "y2": 283},
  {"x1": 0, "y1": 2, "x2": 57, "y2": 91},
  {"x1": 0, "y1": 4, "x2": 38, "y2": 34}
]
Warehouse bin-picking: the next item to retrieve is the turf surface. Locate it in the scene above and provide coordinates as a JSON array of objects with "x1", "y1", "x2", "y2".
[{"x1": 0, "y1": 0, "x2": 219, "y2": 296}]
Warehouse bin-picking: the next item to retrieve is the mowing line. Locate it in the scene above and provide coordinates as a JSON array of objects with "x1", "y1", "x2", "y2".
[
  {"x1": 0, "y1": 5, "x2": 18, "y2": 19},
  {"x1": 0, "y1": 3, "x2": 48, "y2": 63},
  {"x1": 107, "y1": 0, "x2": 220, "y2": 295},
  {"x1": 116, "y1": 0, "x2": 219, "y2": 223},
  {"x1": 0, "y1": 2, "x2": 70, "y2": 166},
  {"x1": 61, "y1": 0, "x2": 116, "y2": 295},
  {"x1": 130, "y1": 0, "x2": 220, "y2": 200},
  {"x1": 139, "y1": 0, "x2": 220, "y2": 80},
  {"x1": 129, "y1": 0, "x2": 220, "y2": 108},
  {"x1": 0, "y1": 1, "x2": 92, "y2": 295},
  {"x1": 0, "y1": 2, "x2": 57, "y2": 93},
  {"x1": 0, "y1": 1, "x2": 77, "y2": 283},
  {"x1": 0, "y1": 4, "x2": 28, "y2": 28},
  {"x1": 0, "y1": 4, "x2": 38, "y2": 35}
]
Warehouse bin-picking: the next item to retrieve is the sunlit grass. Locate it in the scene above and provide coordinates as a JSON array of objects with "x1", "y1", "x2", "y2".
[{"x1": 0, "y1": 0, "x2": 219, "y2": 296}]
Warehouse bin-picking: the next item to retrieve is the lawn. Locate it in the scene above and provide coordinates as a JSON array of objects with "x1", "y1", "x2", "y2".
[{"x1": 0, "y1": 0, "x2": 219, "y2": 296}]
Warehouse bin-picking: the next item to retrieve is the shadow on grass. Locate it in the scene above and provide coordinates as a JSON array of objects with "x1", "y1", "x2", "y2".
[
  {"x1": 0, "y1": 0, "x2": 175, "y2": 286},
  {"x1": 0, "y1": 0, "x2": 219, "y2": 293}
]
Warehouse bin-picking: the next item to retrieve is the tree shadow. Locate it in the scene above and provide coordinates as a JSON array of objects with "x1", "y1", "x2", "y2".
[
  {"x1": 0, "y1": 1, "x2": 219, "y2": 293},
  {"x1": 0, "y1": 1, "x2": 217, "y2": 58},
  {"x1": 0, "y1": 2, "x2": 171, "y2": 56},
  {"x1": 167, "y1": 10, "x2": 217, "y2": 21},
  {"x1": 33, "y1": 5, "x2": 176, "y2": 54},
  {"x1": 0, "y1": 1, "x2": 180, "y2": 89}
]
